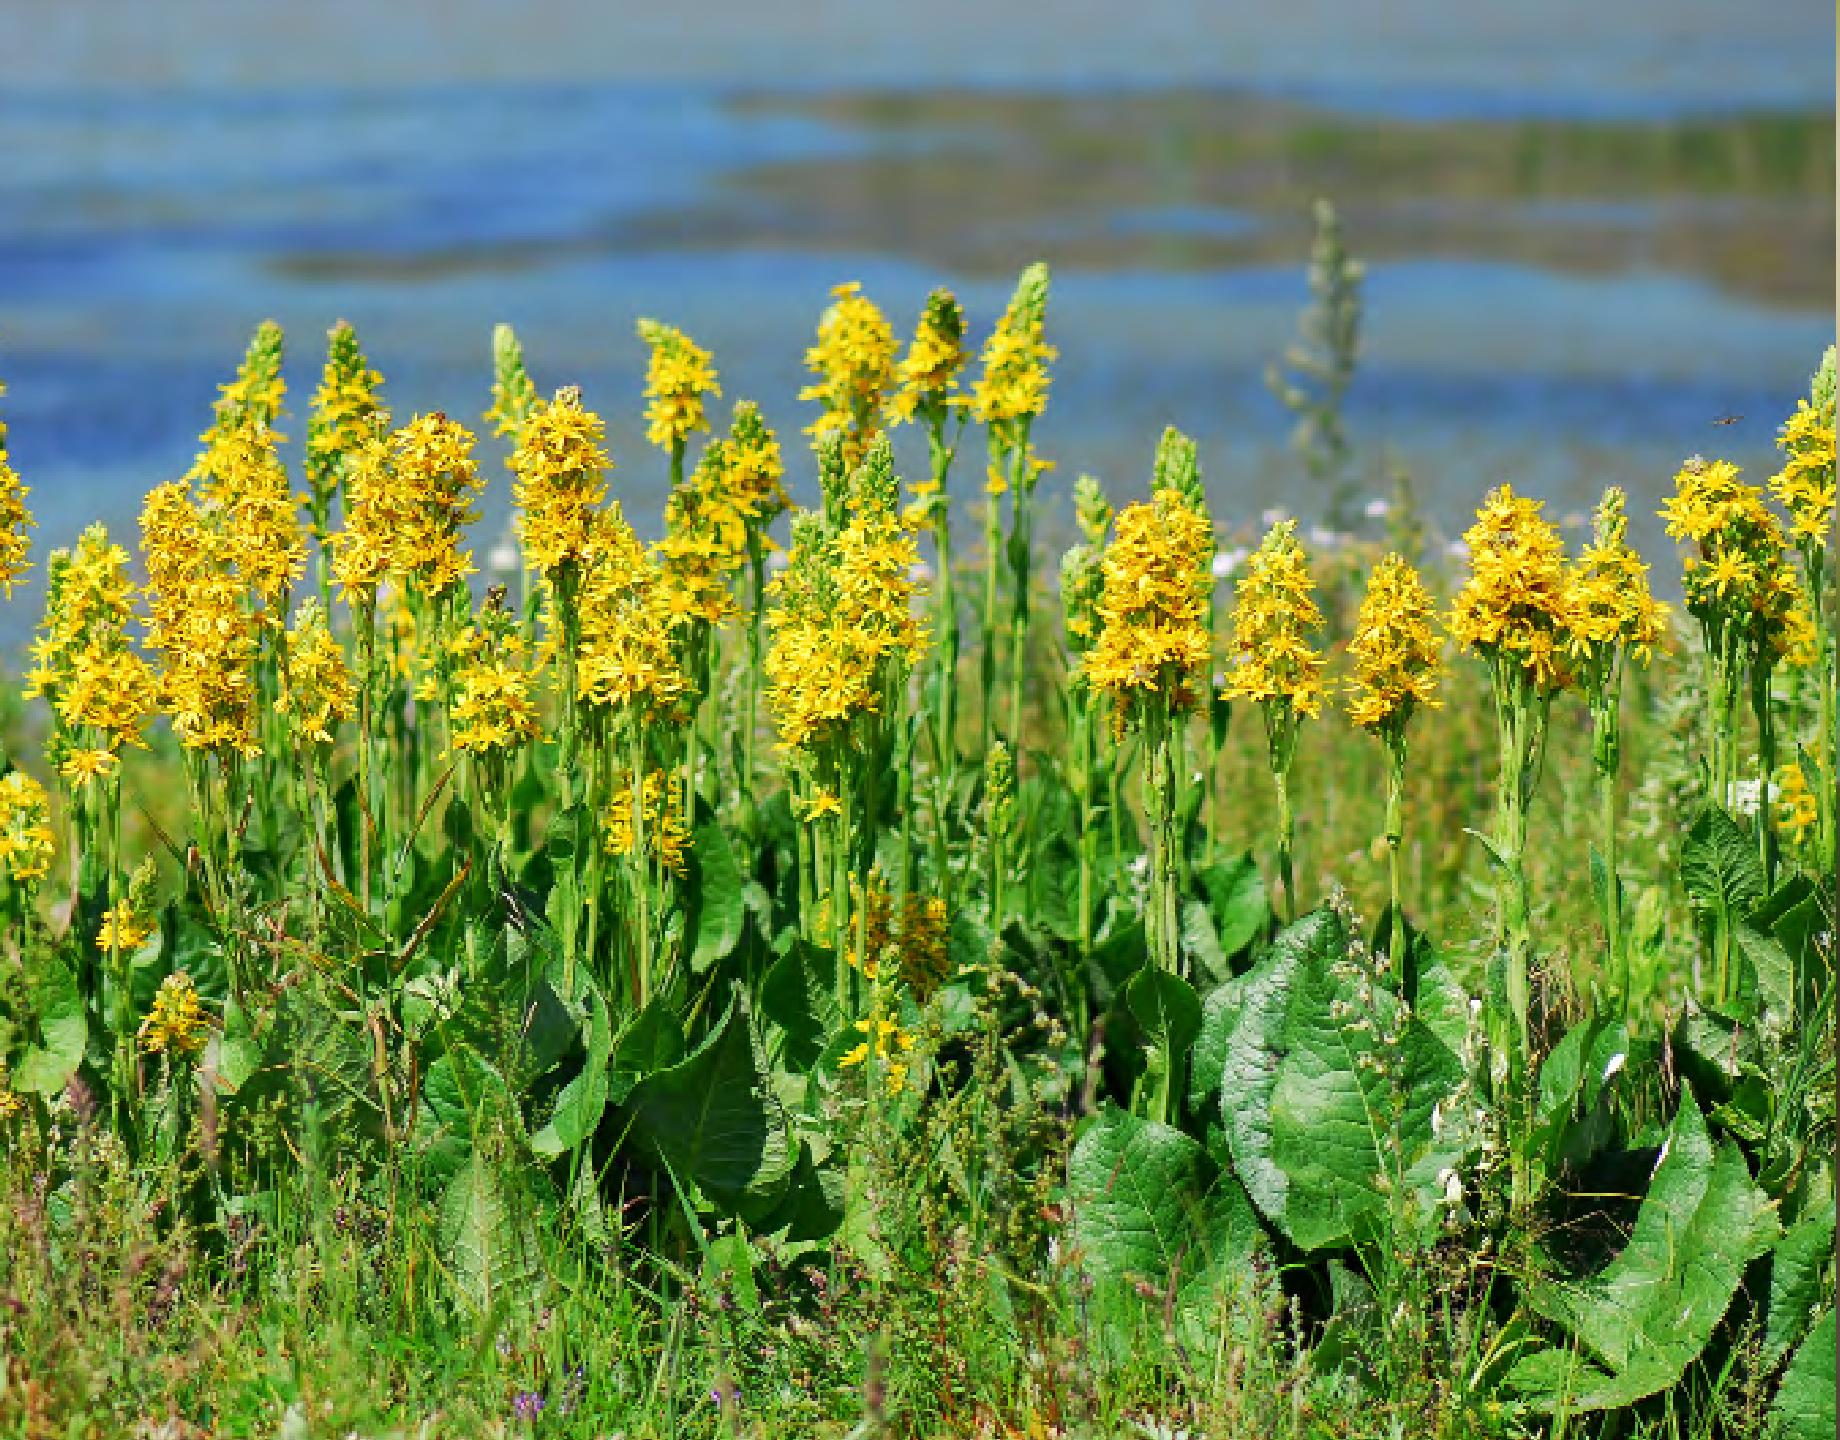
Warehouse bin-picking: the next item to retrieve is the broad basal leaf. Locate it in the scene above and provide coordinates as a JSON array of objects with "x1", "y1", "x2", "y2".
[
  {"x1": 13, "y1": 956, "x2": 87, "y2": 1096},
  {"x1": 1770, "y1": 1307, "x2": 1836, "y2": 1440},
  {"x1": 623, "y1": 992, "x2": 795, "y2": 1210},
  {"x1": 438, "y1": 1152, "x2": 540, "y2": 1315},
  {"x1": 688, "y1": 822, "x2": 746, "y2": 972},
  {"x1": 1508, "y1": 1091, "x2": 1781, "y2": 1413}
]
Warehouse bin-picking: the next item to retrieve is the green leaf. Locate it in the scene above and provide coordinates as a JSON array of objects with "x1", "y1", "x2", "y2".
[
  {"x1": 13, "y1": 957, "x2": 86, "y2": 1096},
  {"x1": 608, "y1": 998, "x2": 685, "y2": 1107},
  {"x1": 1766, "y1": 1202, "x2": 1835, "y2": 1368},
  {"x1": 1180, "y1": 900, "x2": 1228, "y2": 984},
  {"x1": 530, "y1": 974, "x2": 615, "y2": 1160},
  {"x1": 688, "y1": 823, "x2": 746, "y2": 972},
  {"x1": 1509, "y1": 1091, "x2": 1781, "y2": 1412},
  {"x1": 1268, "y1": 943, "x2": 1470, "y2": 1252},
  {"x1": 1770, "y1": 1308, "x2": 1836, "y2": 1439},
  {"x1": 1681, "y1": 804, "x2": 1764, "y2": 923},
  {"x1": 1068, "y1": 1105, "x2": 1262, "y2": 1339},
  {"x1": 438, "y1": 1153, "x2": 540, "y2": 1316},
  {"x1": 623, "y1": 993, "x2": 795, "y2": 1211},
  {"x1": 1735, "y1": 923, "x2": 1795, "y2": 1028},
  {"x1": 1188, "y1": 977, "x2": 1247, "y2": 1115},
  {"x1": 759, "y1": 938, "x2": 841, "y2": 1073},
  {"x1": 1196, "y1": 853, "x2": 1268, "y2": 957},
  {"x1": 1124, "y1": 965, "x2": 1202, "y2": 1065},
  {"x1": 1220, "y1": 909, "x2": 1346, "y2": 1229}
]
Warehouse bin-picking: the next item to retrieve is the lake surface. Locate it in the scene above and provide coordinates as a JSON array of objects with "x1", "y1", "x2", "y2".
[{"x1": 0, "y1": 1, "x2": 1831, "y2": 639}]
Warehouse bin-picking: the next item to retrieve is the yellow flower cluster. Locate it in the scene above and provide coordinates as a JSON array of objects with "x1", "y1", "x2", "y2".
[
  {"x1": 799, "y1": 282, "x2": 897, "y2": 464},
  {"x1": 887, "y1": 288, "x2": 968, "y2": 426},
  {"x1": 27, "y1": 527, "x2": 160, "y2": 784},
  {"x1": 485, "y1": 323, "x2": 540, "y2": 441},
  {"x1": 1774, "y1": 763, "x2": 1818, "y2": 846},
  {"x1": 638, "y1": 319, "x2": 721, "y2": 453},
  {"x1": 279, "y1": 601, "x2": 356, "y2": 747},
  {"x1": 141, "y1": 482, "x2": 263, "y2": 757},
  {"x1": 1083, "y1": 487, "x2": 1212, "y2": 715},
  {"x1": 1223, "y1": 520, "x2": 1326, "y2": 719},
  {"x1": 1449, "y1": 485, "x2": 1578, "y2": 692},
  {"x1": 971, "y1": 263, "x2": 1054, "y2": 430},
  {"x1": 1662, "y1": 458, "x2": 1810, "y2": 664},
  {"x1": 305, "y1": 320, "x2": 385, "y2": 513},
  {"x1": 726, "y1": 401, "x2": 790, "y2": 536},
  {"x1": 139, "y1": 971, "x2": 208, "y2": 1060},
  {"x1": 331, "y1": 414, "x2": 484, "y2": 600},
  {"x1": 450, "y1": 604, "x2": 542, "y2": 755},
  {"x1": 0, "y1": 378, "x2": 32, "y2": 597},
  {"x1": 513, "y1": 387, "x2": 613, "y2": 578},
  {"x1": 208, "y1": 319, "x2": 286, "y2": 435},
  {"x1": 1771, "y1": 395, "x2": 1836, "y2": 546},
  {"x1": 602, "y1": 768, "x2": 690, "y2": 876},
  {"x1": 192, "y1": 418, "x2": 307, "y2": 615},
  {"x1": 845, "y1": 877, "x2": 952, "y2": 999},
  {"x1": 1569, "y1": 488, "x2": 1669, "y2": 670},
  {"x1": 97, "y1": 899, "x2": 156, "y2": 954},
  {"x1": 655, "y1": 442, "x2": 746, "y2": 629},
  {"x1": 577, "y1": 510, "x2": 689, "y2": 721},
  {"x1": 0, "y1": 1061, "x2": 21, "y2": 1121},
  {"x1": 1346, "y1": 553, "x2": 1442, "y2": 734},
  {"x1": 766, "y1": 441, "x2": 927, "y2": 753},
  {"x1": 0, "y1": 770, "x2": 55, "y2": 885},
  {"x1": 838, "y1": 1011, "x2": 916, "y2": 1095}
]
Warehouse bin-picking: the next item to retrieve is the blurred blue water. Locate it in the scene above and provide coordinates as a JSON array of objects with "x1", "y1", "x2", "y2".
[{"x1": 0, "y1": 2, "x2": 1831, "y2": 641}]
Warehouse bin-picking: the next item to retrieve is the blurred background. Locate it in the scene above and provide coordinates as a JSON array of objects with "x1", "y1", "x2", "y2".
[{"x1": 0, "y1": 0, "x2": 1831, "y2": 635}]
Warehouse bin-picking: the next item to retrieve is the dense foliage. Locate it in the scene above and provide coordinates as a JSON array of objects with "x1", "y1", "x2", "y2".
[{"x1": 0, "y1": 277, "x2": 1833, "y2": 1438}]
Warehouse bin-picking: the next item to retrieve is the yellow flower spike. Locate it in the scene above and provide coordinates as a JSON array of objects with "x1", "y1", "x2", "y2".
[
  {"x1": 971, "y1": 262, "x2": 1055, "y2": 433},
  {"x1": 512, "y1": 387, "x2": 613, "y2": 579},
  {"x1": 0, "y1": 375, "x2": 34, "y2": 597},
  {"x1": 97, "y1": 898, "x2": 156, "y2": 955},
  {"x1": 887, "y1": 287, "x2": 968, "y2": 428},
  {"x1": 638, "y1": 318, "x2": 721, "y2": 454},
  {"x1": 1346, "y1": 553, "x2": 1443, "y2": 735},
  {"x1": 799, "y1": 282, "x2": 897, "y2": 465},
  {"x1": 575, "y1": 509, "x2": 690, "y2": 723},
  {"x1": 602, "y1": 768, "x2": 691, "y2": 876},
  {"x1": 139, "y1": 972, "x2": 209, "y2": 1060},
  {"x1": 1082, "y1": 487, "x2": 1213, "y2": 720},
  {"x1": 1223, "y1": 519, "x2": 1327, "y2": 718},
  {"x1": 1450, "y1": 484, "x2": 1578, "y2": 694},
  {"x1": 385, "y1": 411, "x2": 485, "y2": 597},
  {"x1": 279, "y1": 601, "x2": 356, "y2": 748},
  {"x1": 0, "y1": 771, "x2": 56, "y2": 885},
  {"x1": 485, "y1": 323, "x2": 540, "y2": 442}
]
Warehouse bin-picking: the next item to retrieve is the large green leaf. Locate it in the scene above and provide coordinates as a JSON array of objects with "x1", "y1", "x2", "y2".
[
  {"x1": 1219, "y1": 908, "x2": 1346, "y2": 1228},
  {"x1": 1187, "y1": 976, "x2": 1247, "y2": 1114},
  {"x1": 1124, "y1": 965, "x2": 1201, "y2": 1065},
  {"x1": 1770, "y1": 1308, "x2": 1836, "y2": 1439},
  {"x1": 688, "y1": 822, "x2": 746, "y2": 972},
  {"x1": 1508, "y1": 1092, "x2": 1781, "y2": 1412},
  {"x1": 1067, "y1": 1106, "x2": 1262, "y2": 1342},
  {"x1": 1267, "y1": 940, "x2": 1471, "y2": 1252},
  {"x1": 530, "y1": 971, "x2": 614, "y2": 1160},
  {"x1": 13, "y1": 957, "x2": 87, "y2": 1096},
  {"x1": 1765, "y1": 1202, "x2": 1835, "y2": 1368},
  {"x1": 759, "y1": 938, "x2": 842, "y2": 1073},
  {"x1": 438, "y1": 1153, "x2": 540, "y2": 1315},
  {"x1": 1681, "y1": 804, "x2": 1764, "y2": 926},
  {"x1": 623, "y1": 993, "x2": 795, "y2": 1210},
  {"x1": 1196, "y1": 852, "x2": 1269, "y2": 958}
]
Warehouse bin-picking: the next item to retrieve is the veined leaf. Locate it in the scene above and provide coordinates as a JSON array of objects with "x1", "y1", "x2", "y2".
[
  {"x1": 1124, "y1": 964, "x2": 1202, "y2": 1065},
  {"x1": 1765, "y1": 1202, "x2": 1835, "y2": 1368},
  {"x1": 438, "y1": 1152, "x2": 540, "y2": 1316},
  {"x1": 13, "y1": 957, "x2": 86, "y2": 1096},
  {"x1": 1188, "y1": 976, "x2": 1247, "y2": 1115},
  {"x1": 1196, "y1": 852, "x2": 1268, "y2": 958},
  {"x1": 1681, "y1": 805, "x2": 1764, "y2": 924},
  {"x1": 1509, "y1": 1091, "x2": 1780, "y2": 1412},
  {"x1": 1770, "y1": 1308, "x2": 1836, "y2": 1439},
  {"x1": 623, "y1": 992, "x2": 795, "y2": 1210},
  {"x1": 530, "y1": 970, "x2": 614, "y2": 1160},
  {"x1": 688, "y1": 822, "x2": 745, "y2": 972},
  {"x1": 1220, "y1": 908, "x2": 1346, "y2": 1229}
]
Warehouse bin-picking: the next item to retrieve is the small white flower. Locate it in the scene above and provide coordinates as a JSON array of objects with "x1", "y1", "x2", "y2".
[
  {"x1": 1261, "y1": 506, "x2": 1289, "y2": 528},
  {"x1": 1363, "y1": 497, "x2": 1390, "y2": 520},
  {"x1": 1308, "y1": 524, "x2": 1338, "y2": 549},
  {"x1": 1445, "y1": 538, "x2": 1471, "y2": 562},
  {"x1": 488, "y1": 543, "x2": 520, "y2": 575}
]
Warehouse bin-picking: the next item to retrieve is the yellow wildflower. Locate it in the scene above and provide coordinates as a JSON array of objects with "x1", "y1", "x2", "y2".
[
  {"x1": 0, "y1": 376, "x2": 33, "y2": 596},
  {"x1": 1663, "y1": 457, "x2": 1807, "y2": 666},
  {"x1": 139, "y1": 972, "x2": 209, "y2": 1060},
  {"x1": 799, "y1": 282, "x2": 897, "y2": 465},
  {"x1": 1223, "y1": 519, "x2": 1326, "y2": 719},
  {"x1": 602, "y1": 768, "x2": 691, "y2": 876},
  {"x1": 1449, "y1": 484, "x2": 1578, "y2": 693},
  {"x1": 305, "y1": 320, "x2": 385, "y2": 531},
  {"x1": 512, "y1": 387, "x2": 613, "y2": 579},
  {"x1": 279, "y1": 601, "x2": 356, "y2": 746},
  {"x1": 1774, "y1": 763, "x2": 1819, "y2": 847},
  {"x1": 391, "y1": 412, "x2": 484, "y2": 595},
  {"x1": 887, "y1": 287, "x2": 968, "y2": 427},
  {"x1": 1083, "y1": 486, "x2": 1213, "y2": 718},
  {"x1": 838, "y1": 1012, "x2": 916, "y2": 1094},
  {"x1": 1771, "y1": 391, "x2": 1836, "y2": 546},
  {"x1": 1346, "y1": 553, "x2": 1442, "y2": 734},
  {"x1": 638, "y1": 318, "x2": 721, "y2": 454},
  {"x1": 1569, "y1": 487, "x2": 1670, "y2": 669},
  {"x1": 0, "y1": 771, "x2": 55, "y2": 885},
  {"x1": 970, "y1": 263, "x2": 1054, "y2": 431}
]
